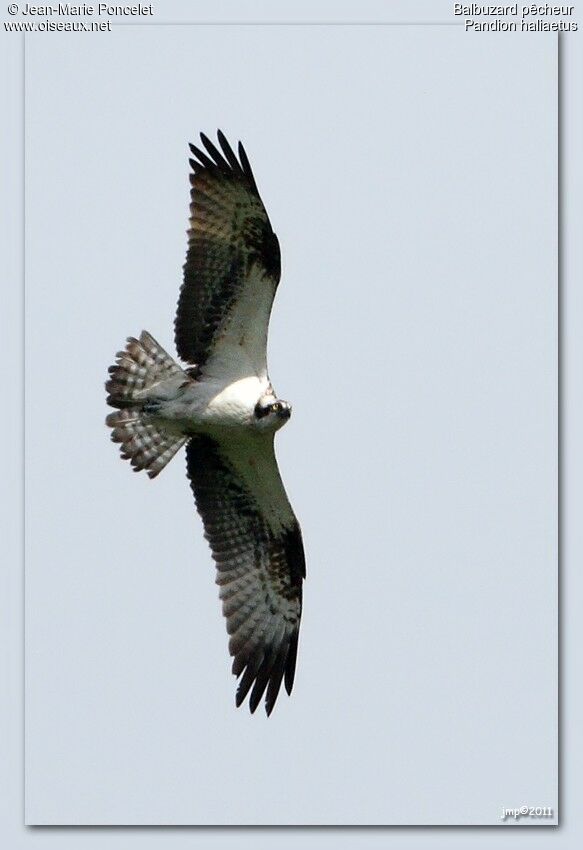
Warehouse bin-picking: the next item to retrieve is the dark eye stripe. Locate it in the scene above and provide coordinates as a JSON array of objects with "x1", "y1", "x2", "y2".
[{"x1": 254, "y1": 402, "x2": 271, "y2": 419}]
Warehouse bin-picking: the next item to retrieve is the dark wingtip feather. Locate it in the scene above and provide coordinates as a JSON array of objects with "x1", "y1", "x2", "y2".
[
  {"x1": 232, "y1": 636, "x2": 297, "y2": 715},
  {"x1": 248, "y1": 655, "x2": 274, "y2": 714},
  {"x1": 188, "y1": 143, "x2": 215, "y2": 170},
  {"x1": 264, "y1": 647, "x2": 288, "y2": 716},
  {"x1": 217, "y1": 129, "x2": 244, "y2": 174},
  {"x1": 200, "y1": 131, "x2": 230, "y2": 172},
  {"x1": 284, "y1": 632, "x2": 299, "y2": 696},
  {"x1": 188, "y1": 132, "x2": 259, "y2": 194},
  {"x1": 237, "y1": 141, "x2": 258, "y2": 192},
  {"x1": 235, "y1": 653, "x2": 263, "y2": 708}
]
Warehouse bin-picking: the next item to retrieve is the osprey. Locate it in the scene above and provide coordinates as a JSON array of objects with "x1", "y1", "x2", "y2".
[{"x1": 105, "y1": 131, "x2": 305, "y2": 716}]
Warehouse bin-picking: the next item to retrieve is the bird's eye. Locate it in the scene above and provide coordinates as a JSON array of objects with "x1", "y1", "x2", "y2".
[{"x1": 272, "y1": 402, "x2": 281, "y2": 413}]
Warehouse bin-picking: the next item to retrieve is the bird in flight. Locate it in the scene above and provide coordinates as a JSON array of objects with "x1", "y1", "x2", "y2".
[{"x1": 105, "y1": 131, "x2": 305, "y2": 716}]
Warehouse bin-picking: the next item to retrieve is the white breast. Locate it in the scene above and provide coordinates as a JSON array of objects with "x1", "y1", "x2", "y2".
[{"x1": 202, "y1": 375, "x2": 267, "y2": 426}]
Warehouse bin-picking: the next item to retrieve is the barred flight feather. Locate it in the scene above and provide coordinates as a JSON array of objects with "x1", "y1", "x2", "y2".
[
  {"x1": 175, "y1": 131, "x2": 280, "y2": 370},
  {"x1": 186, "y1": 434, "x2": 304, "y2": 716}
]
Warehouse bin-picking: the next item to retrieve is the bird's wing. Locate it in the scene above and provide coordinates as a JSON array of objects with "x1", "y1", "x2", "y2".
[
  {"x1": 186, "y1": 433, "x2": 305, "y2": 715},
  {"x1": 175, "y1": 131, "x2": 281, "y2": 380}
]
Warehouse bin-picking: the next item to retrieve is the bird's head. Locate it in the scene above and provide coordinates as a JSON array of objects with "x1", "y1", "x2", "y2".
[{"x1": 254, "y1": 397, "x2": 292, "y2": 431}]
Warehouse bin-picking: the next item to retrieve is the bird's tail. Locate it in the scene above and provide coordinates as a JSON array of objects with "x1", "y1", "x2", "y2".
[{"x1": 105, "y1": 331, "x2": 187, "y2": 479}]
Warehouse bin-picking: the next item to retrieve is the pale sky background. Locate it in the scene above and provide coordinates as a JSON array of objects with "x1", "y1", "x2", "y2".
[{"x1": 23, "y1": 20, "x2": 557, "y2": 826}]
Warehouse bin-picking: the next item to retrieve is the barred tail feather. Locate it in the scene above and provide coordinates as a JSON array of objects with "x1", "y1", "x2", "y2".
[
  {"x1": 105, "y1": 331, "x2": 187, "y2": 479},
  {"x1": 106, "y1": 408, "x2": 186, "y2": 478},
  {"x1": 105, "y1": 330, "x2": 184, "y2": 409}
]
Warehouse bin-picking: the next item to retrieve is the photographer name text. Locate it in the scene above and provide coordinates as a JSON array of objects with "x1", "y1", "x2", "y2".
[{"x1": 16, "y1": 3, "x2": 153, "y2": 15}]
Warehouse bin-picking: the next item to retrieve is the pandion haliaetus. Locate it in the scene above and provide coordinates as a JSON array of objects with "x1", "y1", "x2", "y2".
[{"x1": 105, "y1": 131, "x2": 305, "y2": 716}]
